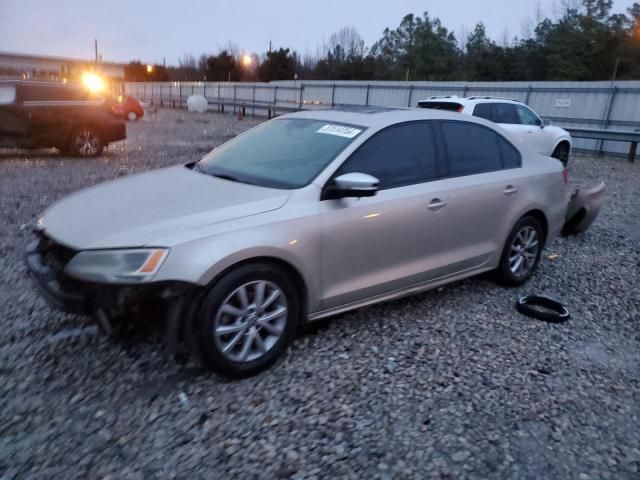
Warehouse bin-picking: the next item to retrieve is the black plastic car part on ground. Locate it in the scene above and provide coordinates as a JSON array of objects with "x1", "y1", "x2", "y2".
[{"x1": 516, "y1": 295, "x2": 570, "y2": 323}]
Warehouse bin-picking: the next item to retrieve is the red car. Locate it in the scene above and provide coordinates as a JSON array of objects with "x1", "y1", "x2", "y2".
[{"x1": 117, "y1": 94, "x2": 144, "y2": 121}]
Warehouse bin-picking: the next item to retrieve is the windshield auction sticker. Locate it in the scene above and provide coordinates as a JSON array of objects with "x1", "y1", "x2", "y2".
[{"x1": 316, "y1": 124, "x2": 362, "y2": 138}]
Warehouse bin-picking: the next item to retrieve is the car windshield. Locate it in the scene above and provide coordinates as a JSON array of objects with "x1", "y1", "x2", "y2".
[{"x1": 195, "y1": 118, "x2": 365, "y2": 189}]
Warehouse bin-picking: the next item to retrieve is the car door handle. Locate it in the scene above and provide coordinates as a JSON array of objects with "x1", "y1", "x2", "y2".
[
  {"x1": 504, "y1": 185, "x2": 518, "y2": 196},
  {"x1": 428, "y1": 199, "x2": 447, "y2": 211}
]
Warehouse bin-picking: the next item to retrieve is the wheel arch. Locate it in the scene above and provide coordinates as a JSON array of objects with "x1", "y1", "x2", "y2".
[
  {"x1": 66, "y1": 122, "x2": 105, "y2": 145},
  {"x1": 522, "y1": 209, "x2": 549, "y2": 243},
  {"x1": 553, "y1": 138, "x2": 572, "y2": 152},
  {"x1": 203, "y1": 255, "x2": 309, "y2": 319}
]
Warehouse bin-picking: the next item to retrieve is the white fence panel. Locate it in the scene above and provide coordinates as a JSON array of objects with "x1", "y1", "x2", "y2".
[{"x1": 123, "y1": 80, "x2": 640, "y2": 155}]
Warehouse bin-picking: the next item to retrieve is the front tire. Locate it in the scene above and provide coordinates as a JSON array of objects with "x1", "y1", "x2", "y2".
[
  {"x1": 195, "y1": 263, "x2": 301, "y2": 378},
  {"x1": 68, "y1": 126, "x2": 103, "y2": 157},
  {"x1": 495, "y1": 216, "x2": 544, "y2": 286}
]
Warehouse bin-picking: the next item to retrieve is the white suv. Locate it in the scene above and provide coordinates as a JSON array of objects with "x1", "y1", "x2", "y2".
[{"x1": 417, "y1": 96, "x2": 572, "y2": 166}]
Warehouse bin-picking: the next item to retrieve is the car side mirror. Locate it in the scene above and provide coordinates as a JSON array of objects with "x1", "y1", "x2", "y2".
[
  {"x1": 541, "y1": 118, "x2": 551, "y2": 128},
  {"x1": 324, "y1": 172, "x2": 379, "y2": 200}
]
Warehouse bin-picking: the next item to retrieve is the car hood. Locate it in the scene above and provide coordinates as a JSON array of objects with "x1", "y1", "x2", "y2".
[{"x1": 41, "y1": 165, "x2": 290, "y2": 249}]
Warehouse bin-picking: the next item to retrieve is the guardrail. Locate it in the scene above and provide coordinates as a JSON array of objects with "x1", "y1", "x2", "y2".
[
  {"x1": 144, "y1": 95, "x2": 303, "y2": 119},
  {"x1": 565, "y1": 128, "x2": 640, "y2": 162},
  {"x1": 129, "y1": 81, "x2": 640, "y2": 158}
]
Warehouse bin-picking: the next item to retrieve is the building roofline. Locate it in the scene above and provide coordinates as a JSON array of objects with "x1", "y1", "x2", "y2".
[{"x1": 0, "y1": 51, "x2": 126, "y2": 67}]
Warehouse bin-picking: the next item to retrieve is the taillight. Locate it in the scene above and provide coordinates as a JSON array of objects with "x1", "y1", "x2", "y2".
[{"x1": 562, "y1": 168, "x2": 569, "y2": 186}]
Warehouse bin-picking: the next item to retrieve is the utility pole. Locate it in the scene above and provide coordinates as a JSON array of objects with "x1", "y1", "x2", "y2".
[
  {"x1": 94, "y1": 38, "x2": 98, "y2": 63},
  {"x1": 611, "y1": 57, "x2": 620, "y2": 85},
  {"x1": 268, "y1": 40, "x2": 272, "y2": 53}
]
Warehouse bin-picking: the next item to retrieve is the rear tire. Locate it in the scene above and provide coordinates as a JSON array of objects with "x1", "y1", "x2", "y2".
[
  {"x1": 495, "y1": 216, "x2": 544, "y2": 286},
  {"x1": 194, "y1": 263, "x2": 301, "y2": 378},
  {"x1": 551, "y1": 142, "x2": 570, "y2": 167}
]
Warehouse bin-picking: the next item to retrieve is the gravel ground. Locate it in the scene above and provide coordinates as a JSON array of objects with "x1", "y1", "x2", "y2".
[{"x1": 1, "y1": 108, "x2": 639, "y2": 480}]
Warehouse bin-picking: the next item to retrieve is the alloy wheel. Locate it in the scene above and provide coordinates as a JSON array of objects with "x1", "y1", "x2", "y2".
[
  {"x1": 74, "y1": 130, "x2": 100, "y2": 156},
  {"x1": 508, "y1": 225, "x2": 540, "y2": 278},
  {"x1": 213, "y1": 280, "x2": 288, "y2": 363}
]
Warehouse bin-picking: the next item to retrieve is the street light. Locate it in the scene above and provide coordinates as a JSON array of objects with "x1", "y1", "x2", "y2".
[
  {"x1": 241, "y1": 54, "x2": 253, "y2": 68},
  {"x1": 81, "y1": 72, "x2": 105, "y2": 92}
]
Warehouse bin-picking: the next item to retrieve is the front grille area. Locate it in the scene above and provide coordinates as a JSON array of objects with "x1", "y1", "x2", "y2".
[
  {"x1": 26, "y1": 230, "x2": 94, "y2": 313},
  {"x1": 33, "y1": 231, "x2": 77, "y2": 273},
  {"x1": 26, "y1": 230, "x2": 190, "y2": 315}
]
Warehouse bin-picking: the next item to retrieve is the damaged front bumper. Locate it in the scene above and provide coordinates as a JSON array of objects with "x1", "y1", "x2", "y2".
[
  {"x1": 562, "y1": 182, "x2": 606, "y2": 236},
  {"x1": 25, "y1": 231, "x2": 193, "y2": 316}
]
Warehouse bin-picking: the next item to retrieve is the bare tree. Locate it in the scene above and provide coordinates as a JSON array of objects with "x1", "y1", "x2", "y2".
[
  {"x1": 197, "y1": 54, "x2": 208, "y2": 77},
  {"x1": 554, "y1": 0, "x2": 580, "y2": 18},
  {"x1": 221, "y1": 41, "x2": 241, "y2": 61},
  {"x1": 458, "y1": 25, "x2": 469, "y2": 52},
  {"x1": 500, "y1": 26, "x2": 511, "y2": 48},
  {"x1": 535, "y1": 0, "x2": 545, "y2": 23},
  {"x1": 326, "y1": 26, "x2": 367, "y2": 58},
  {"x1": 301, "y1": 52, "x2": 318, "y2": 70},
  {"x1": 521, "y1": 17, "x2": 534, "y2": 39},
  {"x1": 520, "y1": 0, "x2": 545, "y2": 39},
  {"x1": 178, "y1": 54, "x2": 197, "y2": 69}
]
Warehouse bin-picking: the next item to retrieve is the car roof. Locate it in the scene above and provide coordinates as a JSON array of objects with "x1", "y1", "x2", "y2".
[
  {"x1": 417, "y1": 96, "x2": 523, "y2": 106},
  {"x1": 283, "y1": 105, "x2": 496, "y2": 129},
  {"x1": 0, "y1": 79, "x2": 83, "y2": 89}
]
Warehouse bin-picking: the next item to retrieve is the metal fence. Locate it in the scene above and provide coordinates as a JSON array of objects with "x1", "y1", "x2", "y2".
[{"x1": 123, "y1": 80, "x2": 640, "y2": 155}]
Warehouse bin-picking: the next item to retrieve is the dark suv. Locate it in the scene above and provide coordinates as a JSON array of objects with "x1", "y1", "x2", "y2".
[{"x1": 0, "y1": 80, "x2": 126, "y2": 157}]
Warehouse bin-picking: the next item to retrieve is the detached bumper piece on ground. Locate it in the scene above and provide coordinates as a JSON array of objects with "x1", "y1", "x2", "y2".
[{"x1": 516, "y1": 295, "x2": 570, "y2": 323}]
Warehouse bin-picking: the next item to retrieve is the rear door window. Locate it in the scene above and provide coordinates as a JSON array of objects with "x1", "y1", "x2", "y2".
[
  {"x1": 472, "y1": 103, "x2": 495, "y2": 122},
  {"x1": 0, "y1": 85, "x2": 16, "y2": 104},
  {"x1": 492, "y1": 103, "x2": 520, "y2": 124},
  {"x1": 335, "y1": 121, "x2": 440, "y2": 189},
  {"x1": 439, "y1": 121, "x2": 513, "y2": 176}
]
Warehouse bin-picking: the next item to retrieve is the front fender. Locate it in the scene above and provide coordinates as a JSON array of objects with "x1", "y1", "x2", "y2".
[
  {"x1": 551, "y1": 129, "x2": 573, "y2": 150},
  {"x1": 152, "y1": 215, "x2": 323, "y2": 313}
]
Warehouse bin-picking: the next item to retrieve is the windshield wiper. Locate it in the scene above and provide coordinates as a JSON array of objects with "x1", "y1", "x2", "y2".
[
  {"x1": 189, "y1": 161, "x2": 203, "y2": 172},
  {"x1": 211, "y1": 172, "x2": 243, "y2": 183},
  {"x1": 191, "y1": 164, "x2": 256, "y2": 185}
]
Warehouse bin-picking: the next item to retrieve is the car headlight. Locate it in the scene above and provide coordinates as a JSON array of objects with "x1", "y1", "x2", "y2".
[{"x1": 64, "y1": 248, "x2": 168, "y2": 283}]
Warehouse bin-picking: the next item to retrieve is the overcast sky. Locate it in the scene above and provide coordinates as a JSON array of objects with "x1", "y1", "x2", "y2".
[{"x1": 0, "y1": 0, "x2": 636, "y2": 64}]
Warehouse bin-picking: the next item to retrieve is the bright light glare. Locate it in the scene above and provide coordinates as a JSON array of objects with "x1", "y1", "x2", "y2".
[
  {"x1": 81, "y1": 72, "x2": 105, "y2": 92},
  {"x1": 241, "y1": 54, "x2": 253, "y2": 67},
  {"x1": 146, "y1": 64, "x2": 154, "y2": 73}
]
